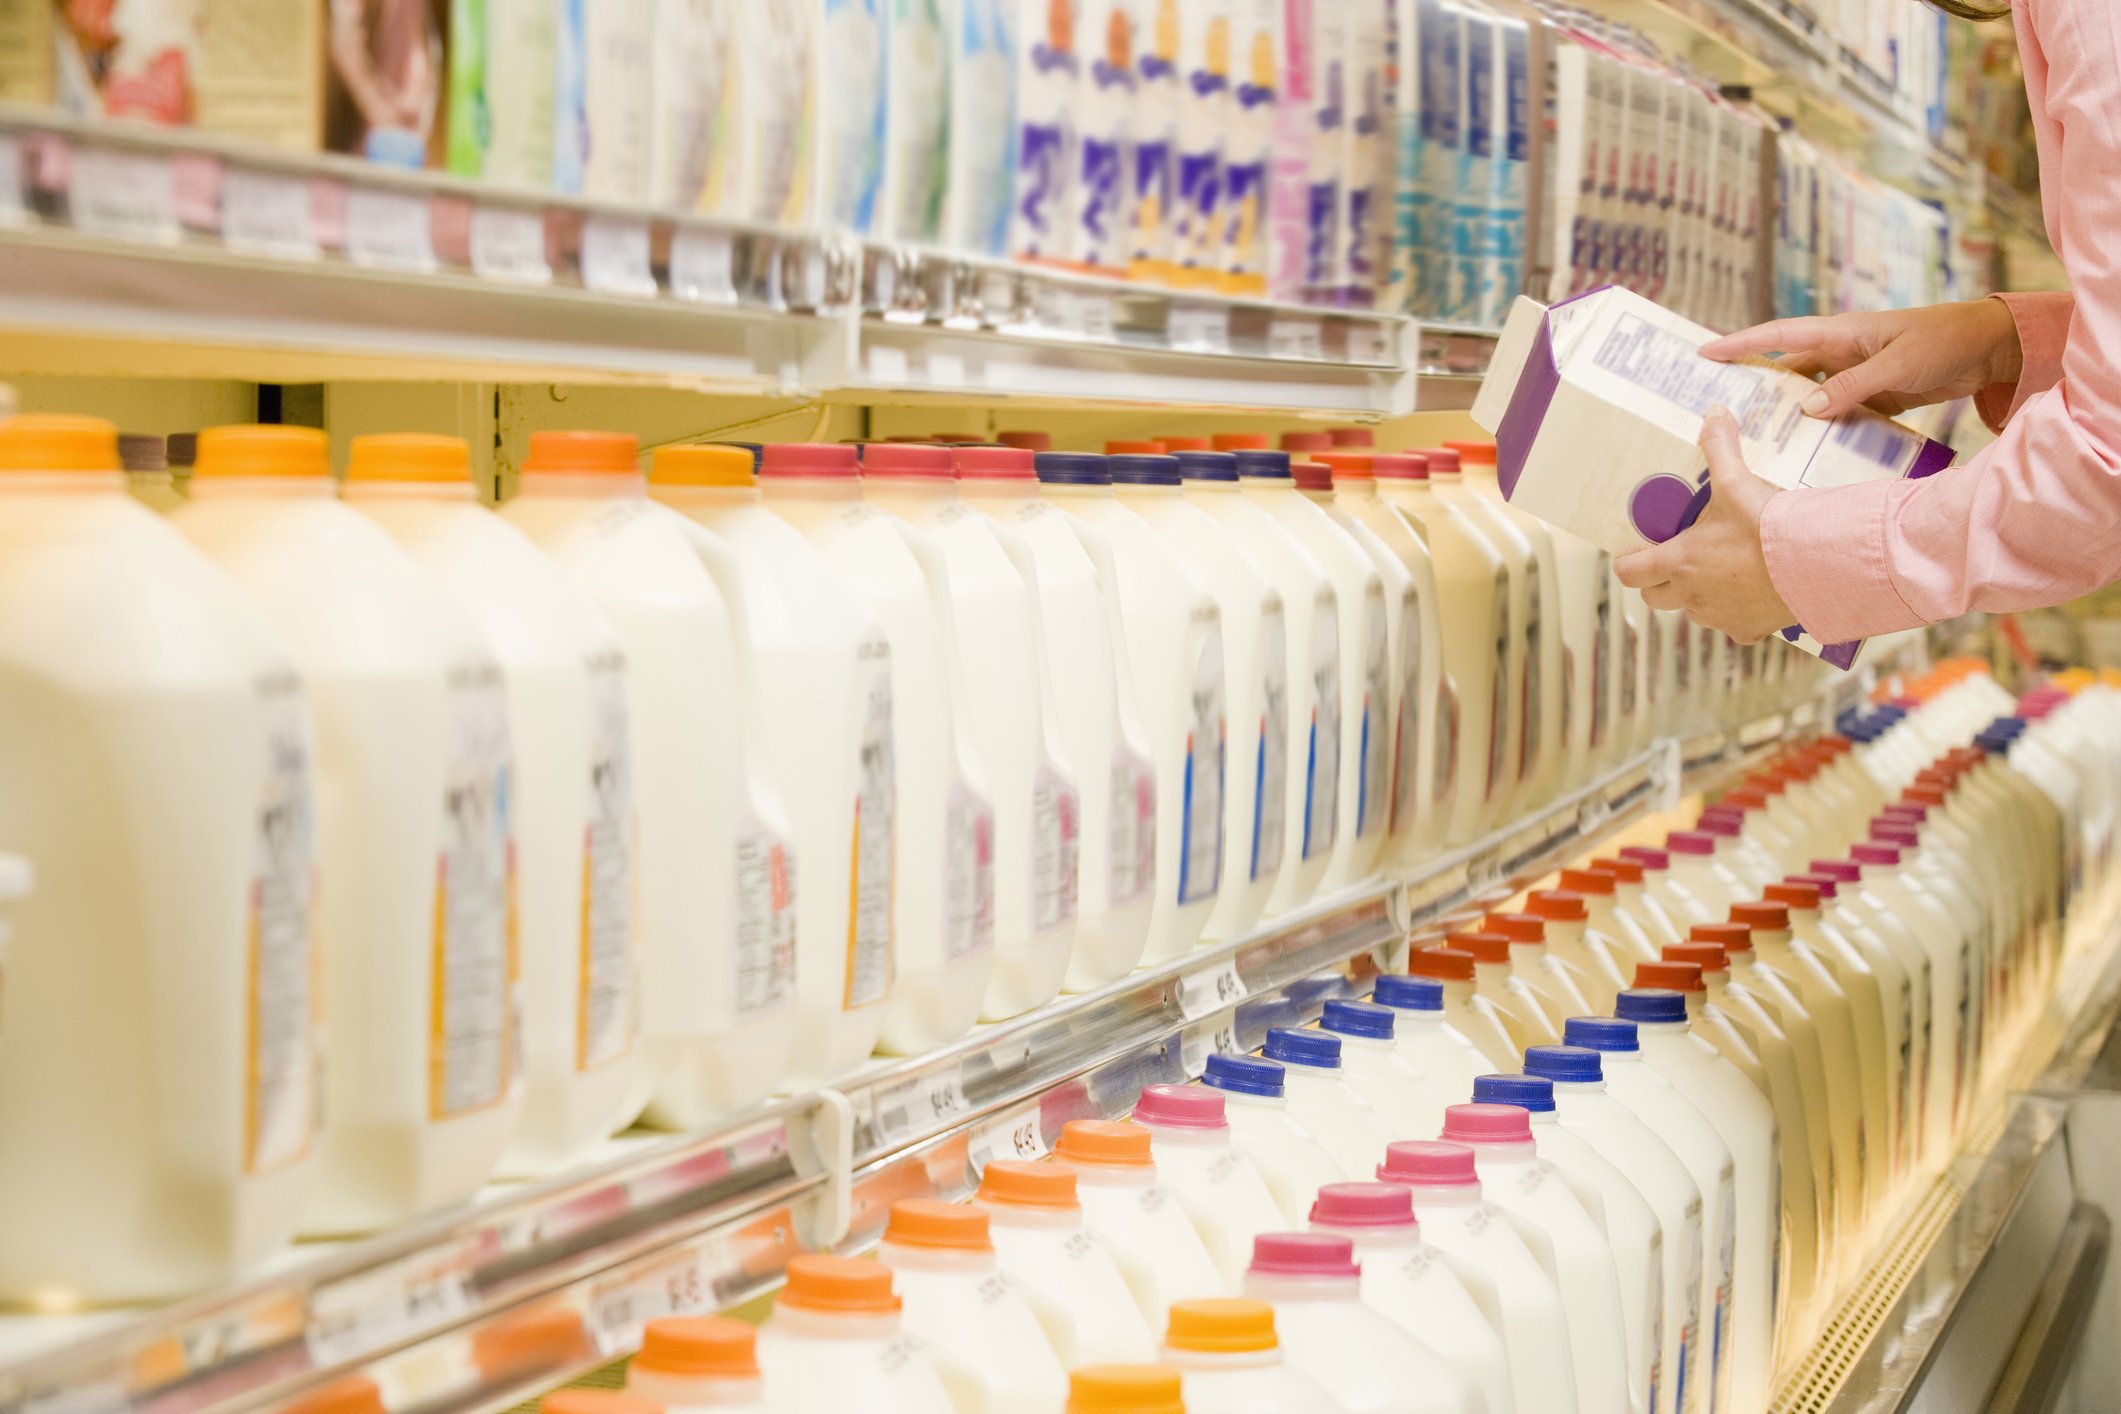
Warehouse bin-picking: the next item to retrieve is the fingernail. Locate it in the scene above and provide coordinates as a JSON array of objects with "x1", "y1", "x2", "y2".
[
  {"x1": 1801, "y1": 390, "x2": 1829, "y2": 415},
  {"x1": 1705, "y1": 404, "x2": 1732, "y2": 423}
]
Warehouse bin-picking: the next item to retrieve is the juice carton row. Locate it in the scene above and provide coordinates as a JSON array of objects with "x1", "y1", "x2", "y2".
[{"x1": 1773, "y1": 131, "x2": 1957, "y2": 321}]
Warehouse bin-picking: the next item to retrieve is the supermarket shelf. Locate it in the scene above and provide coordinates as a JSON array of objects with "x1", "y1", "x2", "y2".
[{"x1": 1410, "y1": 323, "x2": 1502, "y2": 412}]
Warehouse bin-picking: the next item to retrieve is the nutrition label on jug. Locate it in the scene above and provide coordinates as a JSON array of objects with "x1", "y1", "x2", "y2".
[
  {"x1": 578, "y1": 653, "x2": 635, "y2": 1071},
  {"x1": 845, "y1": 639, "x2": 897, "y2": 1009},
  {"x1": 733, "y1": 824, "x2": 796, "y2": 1016},
  {"x1": 1252, "y1": 607, "x2": 1289, "y2": 880},
  {"x1": 946, "y1": 783, "x2": 996, "y2": 961},
  {"x1": 433, "y1": 664, "x2": 516, "y2": 1119},
  {"x1": 1178, "y1": 628, "x2": 1227, "y2": 906},
  {"x1": 1030, "y1": 766, "x2": 1080, "y2": 935},
  {"x1": 249, "y1": 672, "x2": 317, "y2": 1174}
]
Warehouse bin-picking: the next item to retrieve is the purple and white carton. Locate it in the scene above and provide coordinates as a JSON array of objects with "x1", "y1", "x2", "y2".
[{"x1": 1470, "y1": 285, "x2": 1956, "y2": 670}]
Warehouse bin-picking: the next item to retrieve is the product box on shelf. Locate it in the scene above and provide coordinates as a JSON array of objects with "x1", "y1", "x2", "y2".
[
  {"x1": 1471, "y1": 284, "x2": 1955, "y2": 669},
  {"x1": 326, "y1": 0, "x2": 452, "y2": 169}
]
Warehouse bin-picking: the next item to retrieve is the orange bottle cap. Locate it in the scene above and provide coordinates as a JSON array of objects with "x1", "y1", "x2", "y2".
[
  {"x1": 1211, "y1": 432, "x2": 1269, "y2": 451},
  {"x1": 1160, "y1": 436, "x2": 1211, "y2": 452},
  {"x1": 1691, "y1": 921, "x2": 1755, "y2": 952},
  {"x1": 634, "y1": 1316, "x2": 759, "y2": 1380},
  {"x1": 1407, "y1": 946, "x2": 1476, "y2": 982},
  {"x1": 345, "y1": 433, "x2": 471, "y2": 485},
  {"x1": 650, "y1": 444, "x2": 755, "y2": 489},
  {"x1": 1636, "y1": 960, "x2": 1705, "y2": 992},
  {"x1": 194, "y1": 424, "x2": 329, "y2": 479},
  {"x1": 1447, "y1": 931, "x2": 1513, "y2": 965},
  {"x1": 522, "y1": 430, "x2": 640, "y2": 476},
  {"x1": 1054, "y1": 1120, "x2": 1155, "y2": 1168},
  {"x1": 1557, "y1": 868, "x2": 1615, "y2": 896},
  {"x1": 1066, "y1": 1365, "x2": 1186, "y2": 1413},
  {"x1": 779, "y1": 1254, "x2": 900, "y2": 1314},
  {"x1": 1313, "y1": 450, "x2": 1375, "y2": 479},
  {"x1": 977, "y1": 1158, "x2": 1080, "y2": 1209},
  {"x1": 539, "y1": 1394, "x2": 660, "y2": 1414},
  {"x1": 471, "y1": 1305, "x2": 595, "y2": 1379},
  {"x1": 280, "y1": 1375, "x2": 387, "y2": 1414},
  {"x1": 884, "y1": 1199, "x2": 993, "y2": 1251},
  {"x1": 1164, "y1": 1298, "x2": 1278, "y2": 1353},
  {"x1": 1443, "y1": 439, "x2": 1497, "y2": 464},
  {"x1": 1484, "y1": 912, "x2": 1547, "y2": 942},
  {"x1": 0, "y1": 413, "x2": 121, "y2": 472},
  {"x1": 1105, "y1": 439, "x2": 1166, "y2": 455},
  {"x1": 1665, "y1": 942, "x2": 1731, "y2": 973}
]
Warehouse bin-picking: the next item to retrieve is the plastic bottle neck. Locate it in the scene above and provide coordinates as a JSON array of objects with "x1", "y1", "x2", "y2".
[
  {"x1": 767, "y1": 1304, "x2": 903, "y2": 1342},
  {"x1": 1242, "y1": 1270, "x2": 1364, "y2": 1305},
  {"x1": 651, "y1": 483, "x2": 758, "y2": 510},
  {"x1": 342, "y1": 479, "x2": 478, "y2": 503},
  {"x1": 515, "y1": 470, "x2": 644, "y2": 500},
  {"x1": 1404, "y1": 1182, "x2": 1482, "y2": 1209},
  {"x1": 877, "y1": 1239, "x2": 998, "y2": 1276},
  {"x1": 758, "y1": 474, "x2": 862, "y2": 504},
  {"x1": 188, "y1": 475, "x2": 336, "y2": 500}
]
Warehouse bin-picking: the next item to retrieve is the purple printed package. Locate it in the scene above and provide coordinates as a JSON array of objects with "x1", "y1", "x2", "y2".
[{"x1": 1471, "y1": 285, "x2": 1956, "y2": 670}]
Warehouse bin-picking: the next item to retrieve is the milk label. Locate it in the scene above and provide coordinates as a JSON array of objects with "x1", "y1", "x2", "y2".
[
  {"x1": 847, "y1": 637, "x2": 897, "y2": 1007},
  {"x1": 1110, "y1": 747, "x2": 1159, "y2": 907},
  {"x1": 946, "y1": 781, "x2": 997, "y2": 961},
  {"x1": 1031, "y1": 765, "x2": 1081, "y2": 935},
  {"x1": 432, "y1": 663, "x2": 516, "y2": 1119},
  {"x1": 1252, "y1": 606, "x2": 1289, "y2": 879},
  {"x1": 248, "y1": 671, "x2": 317, "y2": 1174},
  {"x1": 1304, "y1": 599, "x2": 1342, "y2": 860},
  {"x1": 579, "y1": 651, "x2": 636, "y2": 1070},
  {"x1": 1010, "y1": 0, "x2": 1078, "y2": 260},
  {"x1": 1077, "y1": 0, "x2": 1138, "y2": 270},
  {"x1": 1392, "y1": 592, "x2": 1423, "y2": 832},
  {"x1": 734, "y1": 821, "x2": 796, "y2": 1016},
  {"x1": 1358, "y1": 591, "x2": 1391, "y2": 836},
  {"x1": 1178, "y1": 625, "x2": 1227, "y2": 905}
]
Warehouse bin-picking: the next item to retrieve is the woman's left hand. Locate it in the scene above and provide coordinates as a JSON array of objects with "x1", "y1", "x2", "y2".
[{"x1": 1614, "y1": 408, "x2": 1797, "y2": 643}]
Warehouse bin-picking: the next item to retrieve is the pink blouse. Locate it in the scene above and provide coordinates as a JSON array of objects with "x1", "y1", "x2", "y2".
[{"x1": 1760, "y1": 0, "x2": 2121, "y2": 645}]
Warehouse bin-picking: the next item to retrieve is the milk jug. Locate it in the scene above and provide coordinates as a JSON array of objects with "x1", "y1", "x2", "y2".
[
  {"x1": 1233, "y1": 453, "x2": 1392, "y2": 889},
  {"x1": 1452, "y1": 931, "x2": 1562, "y2": 1049},
  {"x1": 1179, "y1": 451, "x2": 1341, "y2": 918},
  {"x1": 1064, "y1": 1366, "x2": 1185, "y2": 1413},
  {"x1": 1606, "y1": 851, "x2": 1688, "y2": 952},
  {"x1": 1407, "y1": 946, "x2": 1522, "y2": 1069},
  {"x1": 860, "y1": 444, "x2": 1079, "y2": 1020},
  {"x1": 1376, "y1": 450, "x2": 1509, "y2": 844},
  {"x1": 1107, "y1": 453, "x2": 1286, "y2": 939},
  {"x1": 756, "y1": 1255, "x2": 955, "y2": 1414},
  {"x1": 648, "y1": 444, "x2": 895, "y2": 1083},
  {"x1": 756, "y1": 442, "x2": 993, "y2": 1056},
  {"x1": 0, "y1": 416, "x2": 319, "y2": 1300},
  {"x1": 1851, "y1": 838, "x2": 1978, "y2": 1161},
  {"x1": 1659, "y1": 833, "x2": 1746, "y2": 927},
  {"x1": 178, "y1": 425, "x2": 519, "y2": 1235},
  {"x1": 502, "y1": 432, "x2": 796, "y2": 1130},
  {"x1": 1483, "y1": 911, "x2": 1597, "y2": 1032},
  {"x1": 1529, "y1": 883, "x2": 1643, "y2": 1015},
  {"x1": 346, "y1": 434, "x2": 638, "y2": 1177},
  {"x1": 1131, "y1": 1084, "x2": 1289, "y2": 1286},
  {"x1": 1262, "y1": 1027, "x2": 1399, "y2": 1177},
  {"x1": 1200, "y1": 1054, "x2": 1348, "y2": 1223},
  {"x1": 1368, "y1": 976, "x2": 1494, "y2": 1106},
  {"x1": 1159, "y1": 1299, "x2": 1350, "y2": 1414},
  {"x1": 1053, "y1": 1121, "x2": 1228, "y2": 1319},
  {"x1": 1307, "y1": 1182, "x2": 1518, "y2": 1414},
  {"x1": 959, "y1": 446, "x2": 1157, "y2": 990},
  {"x1": 1245, "y1": 1232, "x2": 1483, "y2": 1414},
  {"x1": 627, "y1": 1317, "x2": 768, "y2": 1410},
  {"x1": 974, "y1": 1159, "x2": 1159, "y2": 1365},
  {"x1": 1038, "y1": 453, "x2": 1224, "y2": 963},
  {"x1": 877, "y1": 1199, "x2": 1071, "y2": 1414},
  {"x1": 1317, "y1": 1000, "x2": 1458, "y2": 1141},
  {"x1": 1809, "y1": 856, "x2": 1933, "y2": 1180}
]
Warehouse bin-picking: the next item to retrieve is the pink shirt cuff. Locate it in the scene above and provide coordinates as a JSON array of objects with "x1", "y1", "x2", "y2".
[
  {"x1": 1974, "y1": 291, "x2": 2075, "y2": 433},
  {"x1": 1760, "y1": 482, "x2": 1930, "y2": 646}
]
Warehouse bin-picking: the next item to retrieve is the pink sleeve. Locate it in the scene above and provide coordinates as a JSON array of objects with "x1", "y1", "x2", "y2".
[
  {"x1": 1762, "y1": 0, "x2": 2121, "y2": 647},
  {"x1": 1973, "y1": 291, "x2": 2075, "y2": 432}
]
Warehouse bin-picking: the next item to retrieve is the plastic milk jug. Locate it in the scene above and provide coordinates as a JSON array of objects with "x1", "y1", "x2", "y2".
[
  {"x1": 1053, "y1": 1120, "x2": 1228, "y2": 1321},
  {"x1": 1159, "y1": 1299, "x2": 1349, "y2": 1414},
  {"x1": 1368, "y1": 975, "x2": 1494, "y2": 1111},
  {"x1": 1132, "y1": 1083, "x2": 1290, "y2": 1287},
  {"x1": 1263, "y1": 1027, "x2": 1399, "y2": 1178},
  {"x1": 1407, "y1": 946, "x2": 1522, "y2": 1070},
  {"x1": 1317, "y1": 999, "x2": 1461, "y2": 1141},
  {"x1": 755, "y1": 1255, "x2": 954, "y2": 1414},
  {"x1": 975, "y1": 1160, "x2": 1159, "y2": 1365},
  {"x1": 626, "y1": 1316, "x2": 768, "y2": 1411},
  {"x1": 1201, "y1": 1054, "x2": 1348, "y2": 1224}
]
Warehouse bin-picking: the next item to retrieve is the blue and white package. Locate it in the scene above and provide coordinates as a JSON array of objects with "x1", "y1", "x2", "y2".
[
  {"x1": 1221, "y1": 0, "x2": 1278, "y2": 293},
  {"x1": 1452, "y1": 9, "x2": 1492, "y2": 324},
  {"x1": 1302, "y1": 0, "x2": 1350, "y2": 299},
  {"x1": 1010, "y1": 0, "x2": 1079, "y2": 261},
  {"x1": 1484, "y1": 17, "x2": 1529, "y2": 325},
  {"x1": 1075, "y1": 0, "x2": 1138, "y2": 271},
  {"x1": 822, "y1": 0, "x2": 888, "y2": 235},
  {"x1": 1414, "y1": 0, "x2": 1461, "y2": 316},
  {"x1": 551, "y1": 0, "x2": 587, "y2": 194},
  {"x1": 1131, "y1": 0, "x2": 1182, "y2": 276},
  {"x1": 944, "y1": 0, "x2": 1017, "y2": 255},
  {"x1": 1174, "y1": 0, "x2": 1231, "y2": 284}
]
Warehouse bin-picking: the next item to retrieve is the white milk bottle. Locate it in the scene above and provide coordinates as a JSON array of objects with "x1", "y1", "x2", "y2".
[
  {"x1": 877, "y1": 1199, "x2": 1072, "y2": 1414},
  {"x1": 178, "y1": 425, "x2": 519, "y2": 1235},
  {"x1": 648, "y1": 444, "x2": 895, "y2": 1083},
  {"x1": 1437, "y1": 1103, "x2": 1638, "y2": 1414},
  {"x1": 345, "y1": 434, "x2": 638, "y2": 1178},
  {"x1": 1110, "y1": 453, "x2": 1285, "y2": 940},
  {"x1": 974, "y1": 1159, "x2": 1159, "y2": 1365},
  {"x1": 1692, "y1": 814, "x2": 1781, "y2": 897},
  {"x1": 1131, "y1": 1084, "x2": 1289, "y2": 1287},
  {"x1": 1245, "y1": 1232, "x2": 1483, "y2": 1414},
  {"x1": 502, "y1": 431, "x2": 795, "y2": 1131},
  {"x1": 1453, "y1": 931, "x2": 1562, "y2": 1050},
  {"x1": 1378, "y1": 1140, "x2": 1581, "y2": 1414},
  {"x1": 1408, "y1": 945, "x2": 1523, "y2": 1070},
  {"x1": 1524, "y1": 1046, "x2": 1708, "y2": 1414},
  {"x1": 1053, "y1": 1120, "x2": 1228, "y2": 1318},
  {"x1": 1317, "y1": 999, "x2": 1457, "y2": 1141},
  {"x1": 1262, "y1": 1027, "x2": 1399, "y2": 1176},
  {"x1": 0, "y1": 416, "x2": 319, "y2": 1301},
  {"x1": 1809, "y1": 856, "x2": 1933, "y2": 1181},
  {"x1": 1317, "y1": 452, "x2": 1451, "y2": 866},
  {"x1": 1232, "y1": 452, "x2": 1393, "y2": 888},
  {"x1": 1852, "y1": 836, "x2": 1979, "y2": 1155},
  {"x1": 756, "y1": 1255, "x2": 955, "y2": 1414},
  {"x1": 1368, "y1": 975, "x2": 1494, "y2": 1109},
  {"x1": 1159, "y1": 1299, "x2": 1350, "y2": 1414},
  {"x1": 1606, "y1": 851, "x2": 1688, "y2": 952},
  {"x1": 1038, "y1": 453, "x2": 1224, "y2": 963},
  {"x1": 1179, "y1": 450, "x2": 1341, "y2": 918},
  {"x1": 1613, "y1": 989, "x2": 1777, "y2": 1414},
  {"x1": 1201, "y1": 1054, "x2": 1348, "y2": 1223},
  {"x1": 756, "y1": 442, "x2": 994, "y2": 1056},
  {"x1": 1378, "y1": 449, "x2": 1510, "y2": 844},
  {"x1": 1564, "y1": 1015, "x2": 1737, "y2": 1414},
  {"x1": 1533, "y1": 521, "x2": 1615, "y2": 781},
  {"x1": 960, "y1": 446, "x2": 1157, "y2": 990},
  {"x1": 1306, "y1": 1182, "x2": 1518, "y2": 1414},
  {"x1": 1531, "y1": 882, "x2": 1645, "y2": 1015},
  {"x1": 861, "y1": 443, "x2": 1080, "y2": 1020},
  {"x1": 626, "y1": 1316, "x2": 769, "y2": 1410},
  {"x1": 1482, "y1": 911, "x2": 1597, "y2": 1033},
  {"x1": 1659, "y1": 832, "x2": 1746, "y2": 927},
  {"x1": 1613, "y1": 578, "x2": 1653, "y2": 755}
]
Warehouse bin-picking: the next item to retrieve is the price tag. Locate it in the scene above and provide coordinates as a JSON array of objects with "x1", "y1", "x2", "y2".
[
  {"x1": 1168, "y1": 301, "x2": 1232, "y2": 353},
  {"x1": 0, "y1": 133, "x2": 25, "y2": 226},
  {"x1": 470, "y1": 204, "x2": 550, "y2": 285},
  {"x1": 866, "y1": 343, "x2": 910, "y2": 386},
  {"x1": 1033, "y1": 283, "x2": 1082, "y2": 337},
  {"x1": 969, "y1": 1103, "x2": 1049, "y2": 1171},
  {"x1": 581, "y1": 216, "x2": 656, "y2": 297},
  {"x1": 71, "y1": 146, "x2": 177, "y2": 242},
  {"x1": 1178, "y1": 956, "x2": 1247, "y2": 1021},
  {"x1": 306, "y1": 1242, "x2": 479, "y2": 1366},
  {"x1": 1076, "y1": 292, "x2": 1117, "y2": 341},
  {"x1": 1268, "y1": 313, "x2": 1325, "y2": 360},
  {"x1": 923, "y1": 350, "x2": 967, "y2": 387},
  {"x1": 222, "y1": 167, "x2": 317, "y2": 260},
  {"x1": 1179, "y1": 1018, "x2": 1241, "y2": 1078},
  {"x1": 1346, "y1": 319, "x2": 1397, "y2": 364},
  {"x1": 588, "y1": 1249, "x2": 711, "y2": 1351},
  {"x1": 671, "y1": 225, "x2": 737, "y2": 303},
  {"x1": 873, "y1": 1066, "x2": 971, "y2": 1146},
  {"x1": 345, "y1": 184, "x2": 435, "y2": 273}
]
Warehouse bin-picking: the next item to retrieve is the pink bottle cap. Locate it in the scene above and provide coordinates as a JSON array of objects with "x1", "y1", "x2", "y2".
[
  {"x1": 1250, "y1": 1232, "x2": 1360, "y2": 1278},
  {"x1": 1789, "y1": 871, "x2": 1842, "y2": 898},
  {"x1": 759, "y1": 442, "x2": 859, "y2": 477},
  {"x1": 1327, "y1": 427, "x2": 1375, "y2": 447},
  {"x1": 1439, "y1": 1103, "x2": 1534, "y2": 1145},
  {"x1": 1620, "y1": 846, "x2": 1671, "y2": 871},
  {"x1": 1371, "y1": 452, "x2": 1429, "y2": 480},
  {"x1": 1881, "y1": 803, "x2": 1929, "y2": 822},
  {"x1": 861, "y1": 442, "x2": 954, "y2": 477},
  {"x1": 1292, "y1": 461, "x2": 1333, "y2": 492},
  {"x1": 1308, "y1": 1182, "x2": 1417, "y2": 1229},
  {"x1": 1280, "y1": 431, "x2": 1334, "y2": 452},
  {"x1": 1413, "y1": 447, "x2": 1461, "y2": 473},
  {"x1": 1852, "y1": 842, "x2": 1903, "y2": 867},
  {"x1": 1872, "y1": 821, "x2": 1921, "y2": 848},
  {"x1": 1694, "y1": 813, "x2": 1743, "y2": 839},
  {"x1": 954, "y1": 445, "x2": 1035, "y2": 480},
  {"x1": 1810, "y1": 859, "x2": 1863, "y2": 883},
  {"x1": 1376, "y1": 1140, "x2": 1479, "y2": 1188},
  {"x1": 1133, "y1": 1084, "x2": 1227, "y2": 1131},
  {"x1": 1667, "y1": 831, "x2": 1717, "y2": 856}
]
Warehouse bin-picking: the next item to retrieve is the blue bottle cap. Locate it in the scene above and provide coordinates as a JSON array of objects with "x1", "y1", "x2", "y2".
[
  {"x1": 1233, "y1": 449, "x2": 1293, "y2": 479},
  {"x1": 1108, "y1": 453, "x2": 1183, "y2": 486},
  {"x1": 1523, "y1": 1044, "x2": 1604, "y2": 1084},
  {"x1": 1202, "y1": 1053, "x2": 1285, "y2": 1099},
  {"x1": 1473, "y1": 1073, "x2": 1556, "y2": 1113},
  {"x1": 1614, "y1": 989, "x2": 1690, "y2": 1025},
  {"x1": 1563, "y1": 1016, "x2": 1640, "y2": 1053},
  {"x1": 1319, "y1": 1000, "x2": 1396, "y2": 1041},
  {"x1": 1033, "y1": 451, "x2": 1111, "y2": 486},
  {"x1": 1173, "y1": 449, "x2": 1240, "y2": 482},
  {"x1": 1372, "y1": 975, "x2": 1445, "y2": 1012},
  {"x1": 1263, "y1": 1027, "x2": 1342, "y2": 1070}
]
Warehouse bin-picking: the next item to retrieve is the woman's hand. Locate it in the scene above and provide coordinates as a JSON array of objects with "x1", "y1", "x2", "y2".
[
  {"x1": 1699, "y1": 299, "x2": 2024, "y2": 420},
  {"x1": 1614, "y1": 409, "x2": 1796, "y2": 644}
]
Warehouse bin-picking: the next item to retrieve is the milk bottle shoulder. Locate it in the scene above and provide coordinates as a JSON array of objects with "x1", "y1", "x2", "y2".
[
  {"x1": 1369, "y1": 975, "x2": 1494, "y2": 1105},
  {"x1": 756, "y1": 1256, "x2": 955, "y2": 1414},
  {"x1": 1132, "y1": 1084, "x2": 1289, "y2": 1286},
  {"x1": 1408, "y1": 947, "x2": 1524, "y2": 1070},
  {"x1": 1160, "y1": 1298, "x2": 1353, "y2": 1414},
  {"x1": 1052, "y1": 1120, "x2": 1228, "y2": 1320},
  {"x1": 1201, "y1": 1053, "x2": 1348, "y2": 1223},
  {"x1": 1263, "y1": 1026, "x2": 1399, "y2": 1178},
  {"x1": 1319, "y1": 1000, "x2": 1461, "y2": 1142},
  {"x1": 974, "y1": 1160, "x2": 1158, "y2": 1366}
]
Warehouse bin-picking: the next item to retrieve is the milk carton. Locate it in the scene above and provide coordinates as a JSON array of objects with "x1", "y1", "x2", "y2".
[
  {"x1": 944, "y1": 0, "x2": 1017, "y2": 255},
  {"x1": 880, "y1": 0, "x2": 950, "y2": 242},
  {"x1": 1221, "y1": 0, "x2": 1278, "y2": 293},
  {"x1": 1131, "y1": 0, "x2": 1184, "y2": 279},
  {"x1": 1012, "y1": 0, "x2": 1079, "y2": 261},
  {"x1": 1172, "y1": 0, "x2": 1232, "y2": 286},
  {"x1": 1076, "y1": 0, "x2": 1140, "y2": 273},
  {"x1": 1470, "y1": 285, "x2": 1956, "y2": 668},
  {"x1": 819, "y1": 0, "x2": 888, "y2": 234}
]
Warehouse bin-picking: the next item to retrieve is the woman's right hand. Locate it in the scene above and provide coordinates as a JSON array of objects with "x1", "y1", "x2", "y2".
[{"x1": 1697, "y1": 299, "x2": 2025, "y2": 420}]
